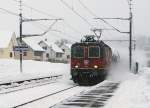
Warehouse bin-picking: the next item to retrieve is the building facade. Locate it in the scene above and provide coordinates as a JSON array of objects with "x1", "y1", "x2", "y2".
[
  {"x1": 15, "y1": 37, "x2": 45, "y2": 61},
  {"x1": 0, "y1": 31, "x2": 18, "y2": 59}
]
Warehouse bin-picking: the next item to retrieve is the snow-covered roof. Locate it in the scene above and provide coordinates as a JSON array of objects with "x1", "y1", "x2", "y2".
[
  {"x1": 43, "y1": 41, "x2": 63, "y2": 53},
  {"x1": 23, "y1": 37, "x2": 44, "y2": 51},
  {"x1": 0, "y1": 31, "x2": 15, "y2": 48},
  {"x1": 65, "y1": 44, "x2": 72, "y2": 49}
]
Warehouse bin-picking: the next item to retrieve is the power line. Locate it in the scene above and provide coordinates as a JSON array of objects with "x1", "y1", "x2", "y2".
[
  {"x1": 49, "y1": 31, "x2": 77, "y2": 43},
  {"x1": 13, "y1": 0, "x2": 83, "y2": 36},
  {"x1": 78, "y1": 0, "x2": 97, "y2": 17},
  {"x1": 94, "y1": 18, "x2": 129, "y2": 34},
  {"x1": 78, "y1": 0, "x2": 116, "y2": 37},
  {"x1": 31, "y1": 22, "x2": 79, "y2": 41},
  {"x1": 63, "y1": 21, "x2": 82, "y2": 35},
  {"x1": 60, "y1": 0, "x2": 93, "y2": 27},
  {"x1": 35, "y1": 23, "x2": 80, "y2": 40},
  {"x1": 13, "y1": 0, "x2": 90, "y2": 40},
  {"x1": 22, "y1": 20, "x2": 58, "y2": 37},
  {"x1": 13, "y1": 0, "x2": 59, "y2": 18},
  {"x1": 13, "y1": 0, "x2": 81, "y2": 37},
  {"x1": 26, "y1": 20, "x2": 80, "y2": 41},
  {"x1": 50, "y1": 29, "x2": 80, "y2": 41},
  {"x1": 0, "y1": 7, "x2": 19, "y2": 16},
  {"x1": 77, "y1": 0, "x2": 128, "y2": 34}
]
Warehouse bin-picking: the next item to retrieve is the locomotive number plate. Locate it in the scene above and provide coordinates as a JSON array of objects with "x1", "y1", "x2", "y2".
[{"x1": 84, "y1": 60, "x2": 89, "y2": 65}]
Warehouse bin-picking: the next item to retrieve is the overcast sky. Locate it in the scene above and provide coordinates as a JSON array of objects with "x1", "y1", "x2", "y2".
[{"x1": 0, "y1": 0, "x2": 149, "y2": 42}]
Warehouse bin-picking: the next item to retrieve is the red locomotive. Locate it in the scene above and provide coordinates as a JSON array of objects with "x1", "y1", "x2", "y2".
[{"x1": 71, "y1": 35, "x2": 112, "y2": 85}]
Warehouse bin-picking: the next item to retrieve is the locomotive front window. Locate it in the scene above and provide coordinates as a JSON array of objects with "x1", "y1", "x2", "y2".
[
  {"x1": 88, "y1": 46, "x2": 100, "y2": 57},
  {"x1": 72, "y1": 46, "x2": 84, "y2": 58}
]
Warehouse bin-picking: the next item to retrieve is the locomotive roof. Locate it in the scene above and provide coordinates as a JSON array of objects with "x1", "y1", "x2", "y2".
[
  {"x1": 72, "y1": 41, "x2": 108, "y2": 47},
  {"x1": 72, "y1": 41, "x2": 112, "y2": 50}
]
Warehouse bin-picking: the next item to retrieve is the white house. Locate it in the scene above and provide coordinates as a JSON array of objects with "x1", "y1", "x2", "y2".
[
  {"x1": 0, "y1": 31, "x2": 18, "y2": 59},
  {"x1": 60, "y1": 43, "x2": 72, "y2": 62},
  {"x1": 15, "y1": 37, "x2": 45, "y2": 61},
  {"x1": 39, "y1": 40, "x2": 64, "y2": 62}
]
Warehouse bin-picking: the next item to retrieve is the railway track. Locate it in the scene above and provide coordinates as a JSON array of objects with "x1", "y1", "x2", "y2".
[
  {"x1": 12, "y1": 85, "x2": 78, "y2": 108},
  {"x1": 52, "y1": 81, "x2": 119, "y2": 108},
  {"x1": 0, "y1": 75, "x2": 62, "y2": 95}
]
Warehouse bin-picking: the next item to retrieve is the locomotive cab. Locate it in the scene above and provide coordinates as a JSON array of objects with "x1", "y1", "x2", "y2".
[{"x1": 71, "y1": 35, "x2": 112, "y2": 85}]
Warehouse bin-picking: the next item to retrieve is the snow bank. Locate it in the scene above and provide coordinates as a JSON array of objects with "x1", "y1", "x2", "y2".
[
  {"x1": 0, "y1": 59, "x2": 70, "y2": 84},
  {"x1": 133, "y1": 49, "x2": 147, "y2": 72},
  {"x1": 104, "y1": 67, "x2": 150, "y2": 108}
]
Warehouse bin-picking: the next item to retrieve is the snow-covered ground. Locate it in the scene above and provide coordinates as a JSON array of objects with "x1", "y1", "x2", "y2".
[
  {"x1": 104, "y1": 68, "x2": 150, "y2": 108},
  {"x1": 0, "y1": 59, "x2": 70, "y2": 84},
  {"x1": 104, "y1": 47, "x2": 150, "y2": 108},
  {"x1": 0, "y1": 59, "x2": 92, "y2": 108},
  {"x1": 0, "y1": 47, "x2": 150, "y2": 108}
]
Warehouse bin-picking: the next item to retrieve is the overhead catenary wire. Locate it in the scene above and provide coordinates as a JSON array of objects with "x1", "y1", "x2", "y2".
[
  {"x1": 78, "y1": 0, "x2": 127, "y2": 34},
  {"x1": 22, "y1": 20, "x2": 58, "y2": 37},
  {"x1": 33, "y1": 23, "x2": 79, "y2": 42},
  {"x1": 0, "y1": 7, "x2": 19, "y2": 16},
  {"x1": 63, "y1": 21, "x2": 82, "y2": 35},
  {"x1": 60, "y1": 0, "x2": 93, "y2": 27},
  {"x1": 78, "y1": 0, "x2": 97, "y2": 17},
  {"x1": 27, "y1": 20, "x2": 80, "y2": 41},
  {"x1": 13, "y1": 0, "x2": 84, "y2": 37},
  {"x1": 50, "y1": 29, "x2": 81, "y2": 40},
  {"x1": 49, "y1": 31, "x2": 78, "y2": 43},
  {"x1": 13, "y1": 0, "x2": 82, "y2": 38},
  {"x1": 13, "y1": 0, "x2": 59, "y2": 18},
  {"x1": 78, "y1": 0, "x2": 113, "y2": 38}
]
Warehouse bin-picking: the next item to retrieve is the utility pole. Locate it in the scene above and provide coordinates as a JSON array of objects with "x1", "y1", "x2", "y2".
[
  {"x1": 18, "y1": 0, "x2": 63, "y2": 73},
  {"x1": 19, "y1": 0, "x2": 23, "y2": 73},
  {"x1": 129, "y1": 0, "x2": 133, "y2": 70},
  {"x1": 94, "y1": 0, "x2": 133, "y2": 70}
]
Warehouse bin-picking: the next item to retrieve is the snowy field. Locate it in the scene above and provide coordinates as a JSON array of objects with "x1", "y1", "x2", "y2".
[
  {"x1": 0, "y1": 59, "x2": 70, "y2": 84},
  {"x1": 0, "y1": 47, "x2": 150, "y2": 108}
]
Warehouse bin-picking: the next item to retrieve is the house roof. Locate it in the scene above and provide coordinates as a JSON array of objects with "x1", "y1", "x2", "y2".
[
  {"x1": 43, "y1": 41, "x2": 63, "y2": 53},
  {"x1": 65, "y1": 44, "x2": 72, "y2": 49},
  {"x1": 0, "y1": 31, "x2": 15, "y2": 48},
  {"x1": 23, "y1": 37, "x2": 44, "y2": 51}
]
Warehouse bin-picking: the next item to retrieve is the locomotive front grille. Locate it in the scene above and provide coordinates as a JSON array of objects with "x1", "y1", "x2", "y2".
[{"x1": 71, "y1": 68, "x2": 106, "y2": 76}]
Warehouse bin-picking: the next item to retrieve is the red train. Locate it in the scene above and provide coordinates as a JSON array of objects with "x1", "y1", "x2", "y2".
[{"x1": 71, "y1": 35, "x2": 112, "y2": 85}]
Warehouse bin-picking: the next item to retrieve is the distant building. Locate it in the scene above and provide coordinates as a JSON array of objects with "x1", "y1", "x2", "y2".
[
  {"x1": 0, "y1": 31, "x2": 18, "y2": 59},
  {"x1": 60, "y1": 43, "x2": 71, "y2": 62},
  {"x1": 15, "y1": 37, "x2": 45, "y2": 61},
  {"x1": 39, "y1": 40, "x2": 64, "y2": 62}
]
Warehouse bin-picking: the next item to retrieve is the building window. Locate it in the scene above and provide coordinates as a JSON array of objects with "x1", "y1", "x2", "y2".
[
  {"x1": 10, "y1": 52, "x2": 13, "y2": 58},
  {"x1": 46, "y1": 53, "x2": 49, "y2": 58},
  {"x1": 34, "y1": 51, "x2": 42, "y2": 56},
  {"x1": 62, "y1": 49, "x2": 65, "y2": 52},
  {"x1": 42, "y1": 46, "x2": 47, "y2": 50},
  {"x1": 67, "y1": 55, "x2": 70, "y2": 59},
  {"x1": 23, "y1": 52, "x2": 27, "y2": 56},
  {"x1": 56, "y1": 53, "x2": 62, "y2": 58}
]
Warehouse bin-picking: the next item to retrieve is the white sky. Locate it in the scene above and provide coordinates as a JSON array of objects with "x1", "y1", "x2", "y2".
[{"x1": 0, "y1": 0, "x2": 149, "y2": 42}]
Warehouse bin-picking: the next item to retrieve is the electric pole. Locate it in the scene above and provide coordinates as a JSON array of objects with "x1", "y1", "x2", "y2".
[
  {"x1": 129, "y1": 0, "x2": 133, "y2": 70},
  {"x1": 18, "y1": 0, "x2": 63, "y2": 73},
  {"x1": 19, "y1": 0, "x2": 23, "y2": 73},
  {"x1": 94, "y1": 0, "x2": 133, "y2": 70}
]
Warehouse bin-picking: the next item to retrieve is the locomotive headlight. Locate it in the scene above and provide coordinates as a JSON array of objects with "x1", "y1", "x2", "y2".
[
  {"x1": 75, "y1": 65, "x2": 79, "y2": 68},
  {"x1": 94, "y1": 65, "x2": 98, "y2": 69}
]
